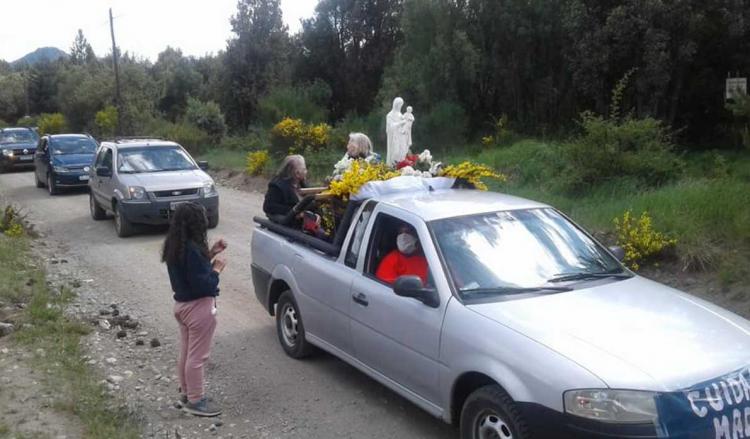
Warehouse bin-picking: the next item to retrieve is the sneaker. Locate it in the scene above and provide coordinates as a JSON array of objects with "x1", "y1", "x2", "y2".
[{"x1": 182, "y1": 396, "x2": 222, "y2": 417}]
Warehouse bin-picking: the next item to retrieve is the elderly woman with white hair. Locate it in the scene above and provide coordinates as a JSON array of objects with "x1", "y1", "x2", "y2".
[{"x1": 331, "y1": 132, "x2": 381, "y2": 180}]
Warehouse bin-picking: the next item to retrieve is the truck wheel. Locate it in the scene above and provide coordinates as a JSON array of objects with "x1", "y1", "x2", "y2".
[
  {"x1": 46, "y1": 173, "x2": 58, "y2": 195},
  {"x1": 208, "y1": 213, "x2": 219, "y2": 229},
  {"x1": 460, "y1": 385, "x2": 529, "y2": 439},
  {"x1": 276, "y1": 291, "x2": 314, "y2": 359},
  {"x1": 90, "y1": 193, "x2": 107, "y2": 220},
  {"x1": 113, "y1": 202, "x2": 135, "y2": 237}
]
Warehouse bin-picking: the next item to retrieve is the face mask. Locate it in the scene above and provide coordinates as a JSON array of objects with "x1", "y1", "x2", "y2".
[{"x1": 397, "y1": 233, "x2": 417, "y2": 255}]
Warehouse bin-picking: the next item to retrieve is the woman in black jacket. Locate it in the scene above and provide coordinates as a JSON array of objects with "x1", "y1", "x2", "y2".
[
  {"x1": 162, "y1": 202, "x2": 227, "y2": 417},
  {"x1": 263, "y1": 154, "x2": 308, "y2": 225}
]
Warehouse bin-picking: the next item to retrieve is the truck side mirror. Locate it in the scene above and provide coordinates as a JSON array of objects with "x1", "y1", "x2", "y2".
[
  {"x1": 96, "y1": 166, "x2": 112, "y2": 177},
  {"x1": 393, "y1": 275, "x2": 440, "y2": 308},
  {"x1": 197, "y1": 160, "x2": 209, "y2": 171},
  {"x1": 609, "y1": 245, "x2": 625, "y2": 262}
]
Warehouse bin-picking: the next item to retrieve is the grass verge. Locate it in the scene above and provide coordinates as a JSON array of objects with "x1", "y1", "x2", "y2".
[{"x1": 0, "y1": 234, "x2": 140, "y2": 438}]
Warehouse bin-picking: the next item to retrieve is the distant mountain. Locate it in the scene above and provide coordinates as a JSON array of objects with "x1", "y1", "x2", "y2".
[{"x1": 12, "y1": 47, "x2": 68, "y2": 66}]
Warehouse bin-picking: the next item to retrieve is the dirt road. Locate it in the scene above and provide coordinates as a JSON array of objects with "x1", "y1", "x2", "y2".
[{"x1": 0, "y1": 170, "x2": 456, "y2": 438}]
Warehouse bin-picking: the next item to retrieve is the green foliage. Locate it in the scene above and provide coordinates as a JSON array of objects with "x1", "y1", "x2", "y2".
[
  {"x1": 0, "y1": 72, "x2": 27, "y2": 123},
  {"x1": 417, "y1": 101, "x2": 468, "y2": 152},
  {"x1": 55, "y1": 64, "x2": 111, "y2": 131},
  {"x1": 557, "y1": 112, "x2": 682, "y2": 193},
  {"x1": 258, "y1": 81, "x2": 331, "y2": 126},
  {"x1": 16, "y1": 115, "x2": 38, "y2": 127},
  {"x1": 269, "y1": 117, "x2": 331, "y2": 156},
  {"x1": 219, "y1": 133, "x2": 265, "y2": 151},
  {"x1": 146, "y1": 119, "x2": 212, "y2": 154},
  {"x1": 37, "y1": 112, "x2": 68, "y2": 135},
  {"x1": 94, "y1": 105, "x2": 118, "y2": 138},
  {"x1": 198, "y1": 148, "x2": 250, "y2": 172},
  {"x1": 1, "y1": 205, "x2": 26, "y2": 238},
  {"x1": 185, "y1": 98, "x2": 227, "y2": 142}
]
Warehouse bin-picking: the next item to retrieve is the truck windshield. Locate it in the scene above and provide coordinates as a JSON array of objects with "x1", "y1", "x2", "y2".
[
  {"x1": 51, "y1": 137, "x2": 97, "y2": 155},
  {"x1": 432, "y1": 208, "x2": 627, "y2": 300},
  {"x1": 117, "y1": 147, "x2": 197, "y2": 173},
  {"x1": 0, "y1": 130, "x2": 38, "y2": 144}
]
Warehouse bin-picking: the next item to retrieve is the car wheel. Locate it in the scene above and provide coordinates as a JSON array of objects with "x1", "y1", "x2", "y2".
[
  {"x1": 89, "y1": 193, "x2": 107, "y2": 220},
  {"x1": 35, "y1": 172, "x2": 44, "y2": 188},
  {"x1": 208, "y1": 213, "x2": 219, "y2": 229},
  {"x1": 275, "y1": 291, "x2": 314, "y2": 359},
  {"x1": 460, "y1": 385, "x2": 529, "y2": 439},
  {"x1": 113, "y1": 202, "x2": 135, "y2": 237},
  {"x1": 46, "y1": 173, "x2": 58, "y2": 195}
]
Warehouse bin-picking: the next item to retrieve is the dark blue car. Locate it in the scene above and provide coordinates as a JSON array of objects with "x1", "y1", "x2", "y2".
[
  {"x1": 0, "y1": 127, "x2": 39, "y2": 172},
  {"x1": 34, "y1": 134, "x2": 98, "y2": 195}
]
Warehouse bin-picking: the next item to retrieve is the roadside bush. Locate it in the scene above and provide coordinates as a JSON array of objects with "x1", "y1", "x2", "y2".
[
  {"x1": 147, "y1": 119, "x2": 212, "y2": 155},
  {"x1": 245, "y1": 150, "x2": 270, "y2": 176},
  {"x1": 557, "y1": 112, "x2": 683, "y2": 194},
  {"x1": 258, "y1": 81, "x2": 331, "y2": 126},
  {"x1": 37, "y1": 113, "x2": 68, "y2": 135},
  {"x1": 613, "y1": 210, "x2": 677, "y2": 271},
  {"x1": 219, "y1": 134, "x2": 264, "y2": 151},
  {"x1": 329, "y1": 112, "x2": 384, "y2": 153},
  {"x1": 16, "y1": 115, "x2": 38, "y2": 127},
  {"x1": 416, "y1": 100, "x2": 468, "y2": 153},
  {"x1": 185, "y1": 98, "x2": 227, "y2": 142},
  {"x1": 94, "y1": 105, "x2": 118, "y2": 139},
  {"x1": 1, "y1": 205, "x2": 27, "y2": 238},
  {"x1": 481, "y1": 114, "x2": 517, "y2": 148},
  {"x1": 269, "y1": 117, "x2": 331, "y2": 156}
]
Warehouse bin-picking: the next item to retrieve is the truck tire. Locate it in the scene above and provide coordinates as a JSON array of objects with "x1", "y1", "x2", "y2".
[
  {"x1": 113, "y1": 202, "x2": 135, "y2": 238},
  {"x1": 276, "y1": 291, "x2": 314, "y2": 359},
  {"x1": 460, "y1": 385, "x2": 529, "y2": 439},
  {"x1": 208, "y1": 213, "x2": 219, "y2": 229},
  {"x1": 89, "y1": 193, "x2": 107, "y2": 220}
]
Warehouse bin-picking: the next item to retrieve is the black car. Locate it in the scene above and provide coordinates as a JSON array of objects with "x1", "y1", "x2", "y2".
[
  {"x1": 0, "y1": 127, "x2": 39, "y2": 172},
  {"x1": 34, "y1": 134, "x2": 98, "y2": 195}
]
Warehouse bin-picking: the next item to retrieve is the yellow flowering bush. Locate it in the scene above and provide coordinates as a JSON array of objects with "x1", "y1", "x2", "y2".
[
  {"x1": 270, "y1": 117, "x2": 331, "y2": 155},
  {"x1": 245, "y1": 150, "x2": 270, "y2": 176},
  {"x1": 326, "y1": 160, "x2": 399, "y2": 200},
  {"x1": 440, "y1": 161, "x2": 507, "y2": 190},
  {"x1": 1, "y1": 205, "x2": 25, "y2": 238},
  {"x1": 4, "y1": 222, "x2": 23, "y2": 238},
  {"x1": 613, "y1": 210, "x2": 677, "y2": 270}
]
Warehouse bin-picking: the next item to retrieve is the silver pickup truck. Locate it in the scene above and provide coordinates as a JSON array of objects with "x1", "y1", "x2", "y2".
[{"x1": 251, "y1": 180, "x2": 750, "y2": 439}]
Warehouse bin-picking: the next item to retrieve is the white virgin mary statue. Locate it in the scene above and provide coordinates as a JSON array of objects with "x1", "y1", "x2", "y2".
[{"x1": 386, "y1": 97, "x2": 408, "y2": 165}]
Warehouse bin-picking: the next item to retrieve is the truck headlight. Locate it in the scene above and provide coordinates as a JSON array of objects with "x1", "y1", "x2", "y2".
[
  {"x1": 128, "y1": 186, "x2": 146, "y2": 200},
  {"x1": 2, "y1": 149, "x2": 13, "y2": 157},
  {"x1": 564, "y1": 389, "x2": 658, "y2": 423},
  {"x1": 203, "y1": 181, "x2": 217, "y2": 197}
]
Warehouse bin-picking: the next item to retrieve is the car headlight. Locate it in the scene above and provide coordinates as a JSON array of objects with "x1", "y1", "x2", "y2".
[
  {"x1": 203, "y1": 181, "x2": 217, "y2": 197},
  {"x1": 53, "y1": 166, "x2": 70, "y2": 173},
  {"x1": 564, "y1": 389, "x2": 658, "y2": 423},
  {"x1": 2, "y1": 149, "x2": 13, "y2": 157},
  {"x1": 128, "y1": 186, "x2": 147, "y2": 200}
]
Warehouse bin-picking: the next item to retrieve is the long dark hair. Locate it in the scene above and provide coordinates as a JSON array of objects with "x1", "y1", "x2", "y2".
[{"x1": 161, "y1": 203, "x2": 209, "y2": 266}]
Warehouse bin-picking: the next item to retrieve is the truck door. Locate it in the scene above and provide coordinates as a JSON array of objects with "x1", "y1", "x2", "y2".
[
  {"x1": 289, "y1": 201, "x2": 376, "y2": 355},
  {"x1": 349, "y1": 208, "x2": 448, "y2": 406}
]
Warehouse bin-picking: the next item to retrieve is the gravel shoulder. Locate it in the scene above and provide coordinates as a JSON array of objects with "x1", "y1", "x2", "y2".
[{"x1": 0, "y1": 170, "x2": 456, "y2": 439}]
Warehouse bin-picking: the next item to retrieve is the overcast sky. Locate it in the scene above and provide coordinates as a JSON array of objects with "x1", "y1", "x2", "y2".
[{"x1": 0, "y1": 0, "x2": 317, "y2": 62}]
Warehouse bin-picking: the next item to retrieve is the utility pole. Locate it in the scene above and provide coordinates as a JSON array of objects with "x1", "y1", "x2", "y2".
[{"x1": 109, "y1": 8, "x2": 123, "y2": 137}]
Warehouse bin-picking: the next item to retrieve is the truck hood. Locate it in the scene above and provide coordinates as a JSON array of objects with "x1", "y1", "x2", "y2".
[
  {"x1": 469, "y1": 276, "x2": 750, "y2": 391},
  {"x1": 126, "y1": 170, "x2": 212, "y2": 191}
]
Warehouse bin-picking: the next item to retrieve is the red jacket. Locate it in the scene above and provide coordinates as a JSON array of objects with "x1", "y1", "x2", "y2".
[{"x1": 375, "y1": 250, "x2": 428, "y2": 285}]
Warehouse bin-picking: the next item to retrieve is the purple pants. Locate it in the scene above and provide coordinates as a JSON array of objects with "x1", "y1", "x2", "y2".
[{"x1": 174, "y1": 296, "x2": 217, "y2": 402}]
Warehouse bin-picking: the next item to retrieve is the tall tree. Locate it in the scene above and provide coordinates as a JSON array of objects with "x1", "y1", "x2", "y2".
[
  {"x1": 224, "y1": 0, "x2": 291, "y2": 129},
  {"x1": 70, "y1": 29, "x2": 96, "y2": 65},
  {"x1": 296, "y1": 0, "x2": 403, "y2": 119},
  {"x1": 152, "y1": 47, "x2": 202, "y2": 121}
]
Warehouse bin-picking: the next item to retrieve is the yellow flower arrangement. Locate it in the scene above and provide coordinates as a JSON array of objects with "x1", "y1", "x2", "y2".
[
  {"x1": 245, "y1": 150, "x2": 270, "y2": 176},
  {"x1": 325, "y1": 160, "x2": 399, "y2": 200},
  {"x1": 440, "y1": 161, "x2": 507, "y2": 190},
  {"x1": 613, "y1": 210, "x2": 677, "y2": 270}
]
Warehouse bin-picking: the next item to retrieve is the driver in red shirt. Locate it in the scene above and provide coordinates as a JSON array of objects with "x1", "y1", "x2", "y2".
[{"x1": 376, "y1": 224, "x2": 429, "y2": 285}]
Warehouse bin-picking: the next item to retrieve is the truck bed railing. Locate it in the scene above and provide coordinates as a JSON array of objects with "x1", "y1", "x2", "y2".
[{"x1": 253, "y1": 216, "x2": 340, "y2": 257}]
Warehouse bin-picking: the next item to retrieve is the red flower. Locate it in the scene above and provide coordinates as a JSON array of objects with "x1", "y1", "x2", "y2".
[{"x1": 396, "y1": 157, "x2": 416, "y2": 170}]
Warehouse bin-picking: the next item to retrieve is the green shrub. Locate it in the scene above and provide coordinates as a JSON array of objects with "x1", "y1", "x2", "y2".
[
  {"x1": 219, "y1": 134, "x2": 264, "y2": 151},
  {"x1": 185, "y1": 98, "x2": 227, "y2": 142},
  {"x1": 330, "y1": 112, "x2": 385, "y2": 153},
  {"x1": 147, "y1": 119, "x2": 212, "y2": 154},
  {"x1": 416, "y1": 100, "x2": 468, "y2": 153},
  {"x1": 94, "y1": 105, "x2": 118, "y2": 138},
  {"x1": 258, "y1": 81, "x2": 331, "y2": 126},
  {"x1": 16, "y1": 115, "x2": 38, "y2": 127},
  {"x1": 557, "y1": 112, "x2": 683, "y2": 194},
  {"x1": 37, "y1": 113, "x2": 69, "y2": 135}
]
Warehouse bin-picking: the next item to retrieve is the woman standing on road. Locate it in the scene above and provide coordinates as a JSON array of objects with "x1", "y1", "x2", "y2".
[{"x1": 162, "y1": 202, "x2": 227, "y2": 417}]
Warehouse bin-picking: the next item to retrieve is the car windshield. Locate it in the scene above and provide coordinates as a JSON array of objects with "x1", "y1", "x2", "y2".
[
  {"x1": 117, "y1": 146, "x2": 196, "y2": 173},
  {"x1": 432, "y1": 208, "x2": 626, "y2": 300},
  {"x1": 51, "y1": 137, "x2": 97, "y2": 155},
  {"x1": 0, "y1": 130, "x2": 38, "y2": 144}
]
